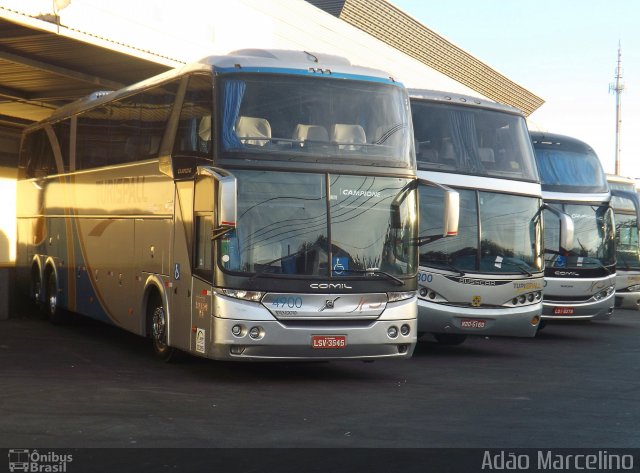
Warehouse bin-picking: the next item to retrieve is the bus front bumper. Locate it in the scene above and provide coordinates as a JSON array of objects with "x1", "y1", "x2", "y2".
[
  {"x1": 208, "y1": 316, "x2": 417, "y2": 361},
  {"x1": 615, "y1": 291, "x2": 640, "y2": 310},
  {"x1": 541, "y1": 294, "x2": 615, "y2": 320},
  {"x1": 417, "y1": 300, "x2": 541, "y2": 338}
]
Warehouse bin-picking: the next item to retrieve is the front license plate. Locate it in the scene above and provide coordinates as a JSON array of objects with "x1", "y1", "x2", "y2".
[
  {"x1": 460, "y1": 318, "x2": 486, "y2": 329},
  {"x1": 311, "y1": 335, "x2": 346, "y2": 349},
  {"x1": 554, "y1": 307, "x2": 575, "y2": 315}
]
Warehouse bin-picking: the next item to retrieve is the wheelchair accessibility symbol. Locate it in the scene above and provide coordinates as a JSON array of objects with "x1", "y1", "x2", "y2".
[{"x1": 332, "y1": 257, "x2": 348, "y2": 276}]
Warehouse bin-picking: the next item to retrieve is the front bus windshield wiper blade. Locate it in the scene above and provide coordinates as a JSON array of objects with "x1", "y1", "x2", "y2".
[
  {"x1": 424, "y1": 260, "x2": 465, "y2": 277},
  {"x1": 499, "y1": 260, "x2": 534, "y2": 277},
  {"x1": 337, "y1": 269, "x2": 404, "y2": 287},
  {"x1": 246, "y1": 249, "x2": 311, "y2": 284}
]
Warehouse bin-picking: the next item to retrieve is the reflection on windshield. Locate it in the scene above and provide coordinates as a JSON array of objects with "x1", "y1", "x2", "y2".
[
  {"x1": 544, "y1": 203, "x2": 615, "y2": 268},
  {"x1": 419, "y1": 186, "x2": 542, "y2": 274},
  {"x1": 411, "y1": 101, "x2": 538, "y2": 181},
  {"x1": 531, "y1": 137, "x2": 608, "y2": 193},
  {"x1": 219, "y1": 74, "x2": 412, "y2": 166},
  {"x1": 220, "y1": 171, "x2": 417, "y2": 277},
  {"x1": 615, "y1": 213, "x2": 640, "y2": 270}
]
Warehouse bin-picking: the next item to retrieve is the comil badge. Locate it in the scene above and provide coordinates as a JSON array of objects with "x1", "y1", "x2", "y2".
[{"x1": 471, "y1": 296, "x2": 482, "y2": 307}]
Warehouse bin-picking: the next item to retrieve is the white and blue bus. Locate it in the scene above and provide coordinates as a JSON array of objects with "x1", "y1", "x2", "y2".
[
  {"x1": 410, "y1": 90, "x2": 551, "y2": 344},
  {"x1": 607, "y1": 174, "x2": 640, "y2": 310},
  {"x1": 16, "y1": 50, "x2": 459, "y2": 361},
  {"x1": 531, "y1": 132, "x2": 618, "y2": 321}
]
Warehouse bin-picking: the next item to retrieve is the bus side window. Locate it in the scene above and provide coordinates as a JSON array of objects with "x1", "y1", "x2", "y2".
[
  {"x1": 140, "y1": 81, "x2": 179, "y2": 158},
  {"x1": 174, "y1": 74, "x2": 213, "y2": 156},
  {"x1": 76, "y1": 107, "x2": 110, "y2": 170},
  {"x1": 23, "y1": 128, "x2": 56, "y2": 178},
  {"x1": 52, "y1": 120, "x2": 71, "y2": 172},
  {"x1": 194, "y1": 215, "x2": 213, "y2": 273}
]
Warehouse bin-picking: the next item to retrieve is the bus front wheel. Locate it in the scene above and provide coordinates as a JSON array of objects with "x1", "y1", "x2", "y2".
[{"x1": 148, "y1": 295, "x2": 178, "y2": 362}]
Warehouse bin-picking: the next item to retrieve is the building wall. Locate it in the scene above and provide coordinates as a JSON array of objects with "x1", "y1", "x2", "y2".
[{"x1": 53, "y1": 0, "x2": 487, "y2": 97}]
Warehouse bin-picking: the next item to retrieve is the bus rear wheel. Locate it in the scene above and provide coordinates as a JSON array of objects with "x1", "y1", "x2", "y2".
[
  {"x1": 45, "y1": 271, "x2": 69, "y2": 324},
  {"x1": 433, "y1": 333, "x2": 467, "y2": 345},
  {"x1": 148, "y1": 295, "x2": 178, "y2": 362}
]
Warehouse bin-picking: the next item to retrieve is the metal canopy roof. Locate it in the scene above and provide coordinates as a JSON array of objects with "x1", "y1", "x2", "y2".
[{"x1": 0, "y1": 8, "x2": 176, "y2": 131}]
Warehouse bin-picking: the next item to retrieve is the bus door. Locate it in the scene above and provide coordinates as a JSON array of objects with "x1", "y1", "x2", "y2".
[
  {"x1": 191, "y1": 167, "x2": 237, "y2": 357},
  {"x1": 170, "y1": 179, "x2": 196, "y2": 352}
]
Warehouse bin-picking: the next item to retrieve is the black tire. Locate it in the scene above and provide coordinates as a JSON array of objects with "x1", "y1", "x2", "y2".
[
  {"x1": 433, "y1": 333, "x2": 467, "y2": 345},
  {"x1": 45, "y1": 270, "x2": 69, "y2": 324},
  {"x1": 30, "y1": 267, "x2": 44, "y2": 314},
  {"x1": 148, "y1": 293, "x2": 179, "y2": 362}
]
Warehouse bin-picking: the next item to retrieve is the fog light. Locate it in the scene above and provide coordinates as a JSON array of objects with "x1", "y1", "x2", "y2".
[
  {"x1": 231, "y1": 324, "x2": 243, "y2": 336},
  {"x1": 230, "y1": 346, "x2": 245, "y2": 355},
  {"x1": 387, "y1": 326, "x2": 399, "y2": 338},
  {"x1": 531, "y1": 315, "x2": 540, "y2": 326},
  {"x1": 249, "y1": 326, "x2": 262, "y2": 339},
  {"x1": 398, "y1": 344, "x2": 409, "y2": 354},
  {"x1": 428, "y1": 291, "x2": 436, "y2": 300},
  {"x1": 400, "y1": 324, "x2": 411, "y2": 336}
]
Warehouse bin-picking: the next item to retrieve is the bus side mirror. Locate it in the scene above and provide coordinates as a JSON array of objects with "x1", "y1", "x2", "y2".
[
  {"x1": 611, "y1": 189, "x2": 640, "y2": 229},
  {"x1": 198, "y1": 166, "x2": 237, "y2": 239},
  {"x1": 544, "y1": 203, "x2": 574, "y2": 252},
  {"x1": 442, "y1": 188, "x2": 459, "y2": 237},
  {"x1": 418, "y1": 178, "x2": 459, "y2": 238}
]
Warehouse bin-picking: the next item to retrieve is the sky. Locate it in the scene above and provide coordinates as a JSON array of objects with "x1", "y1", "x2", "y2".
[{"x1": 391, "y1": 0, "x2": 640, "y2": 179}]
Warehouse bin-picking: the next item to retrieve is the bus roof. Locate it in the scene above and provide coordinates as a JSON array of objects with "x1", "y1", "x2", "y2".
[
  {"x1": 529, "y1": 131, "x2": 595, "y2": 153},
  {"x1": 38, "y1": 49, "x2": 400, "y2": 129},
  {"x1": 408, "y1": 89, "x2": 524, "y2": 116}
]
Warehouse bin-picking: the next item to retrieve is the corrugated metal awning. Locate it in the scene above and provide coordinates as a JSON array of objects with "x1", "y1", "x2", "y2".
[{"x1": 0, "y1": 6, "x2": 179, "y2": 129}]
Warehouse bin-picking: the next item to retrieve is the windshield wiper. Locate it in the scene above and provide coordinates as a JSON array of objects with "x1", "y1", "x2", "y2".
[
  {"x1": 499, "y1": 260, "x2": 533, "y2": 277},
  {"x1": 423, "y1": 260, "x2": 465, "y2": 277},
  {"x1": 337, "y1": 269, "x2": 404, "y2": 286},
  {"x1": 246, "y1": 249, "x2": 311, "y2": 284}
]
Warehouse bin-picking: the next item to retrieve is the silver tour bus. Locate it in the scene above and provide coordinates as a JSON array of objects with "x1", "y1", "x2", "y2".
[
  {"x1": 410, "y1": 90, "x2": 551, "y2": 345},
  {"x1": 531, "y1": 132, "x2": 619, "y2": 321},
  {"x1": 16, "y1": 49, "x2": 459, "y2": 361},
  {"x1": 606, "y1": 174, "x2": 640, "y2": 310}
]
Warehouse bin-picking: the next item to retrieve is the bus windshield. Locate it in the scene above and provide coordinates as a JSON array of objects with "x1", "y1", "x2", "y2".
[
  {"x1": 532, "y1": 139, "x2": 608, "y2": 193},
  {"x1": 219, "y1": 74, "x2": 412, "y2": 167},
  {"x1": 544, "y1": 203, "x2": 616, "y2": 269},
  {"x1": 418, "y1": 186, "x2": 543, "y2": 274},
  {"x1": 219, "y1": 170, "x2": 417, "y2": 278},
  {"x1": 411, "y1": 101, "x2": 538, "y2": 181},
  {"x1": 614, "y1": 212, "x2": 640, "y2": 270}
]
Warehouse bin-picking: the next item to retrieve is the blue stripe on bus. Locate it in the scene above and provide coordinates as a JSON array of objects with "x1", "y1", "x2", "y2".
[{"x1": 214, "y1": 66, "x2": 403, "y2": 86}]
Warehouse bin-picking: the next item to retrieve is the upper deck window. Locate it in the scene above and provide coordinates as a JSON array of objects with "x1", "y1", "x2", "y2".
[
  {"x1": 531, "y1": 137, "x2": 608, "y2": 193},
  {"x1": 411, "y1": 101, "x2": 538, "y2": 182},
  {"x1": 219, "y1": 74, "x2": 413, "y2": 168}
]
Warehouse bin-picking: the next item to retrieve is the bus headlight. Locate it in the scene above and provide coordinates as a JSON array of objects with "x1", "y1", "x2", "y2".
[
  {"x1": 387, "y1": 291, "x2": 415, "y2": 303},
  {"x1": 627, "y1": 284, "x2": 640, "y2": 292},
  {"x1": 593, "y1": 286, "x2": 615, "y2": 301},
  {"x1": 417, "y1": 287, "x2": 447, "y2": 303},
  {"x1": 214, "y1": 288, "x2": 264, "y2": 302}
]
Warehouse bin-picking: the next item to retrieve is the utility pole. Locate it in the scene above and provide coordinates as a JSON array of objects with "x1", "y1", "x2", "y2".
[{"x1": 609, "y1": 42, "x2": 624, "y2": 175}]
